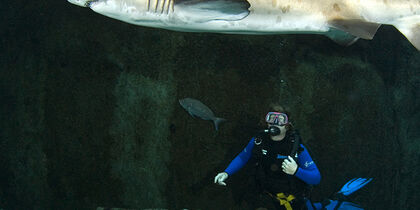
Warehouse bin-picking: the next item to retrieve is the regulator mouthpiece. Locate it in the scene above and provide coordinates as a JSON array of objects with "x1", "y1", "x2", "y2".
[{"x1": 264, "y1": 126, "x2": 281, "y2": 136}]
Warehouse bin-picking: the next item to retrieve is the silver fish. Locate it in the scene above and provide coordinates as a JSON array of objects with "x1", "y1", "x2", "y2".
[
  {"x1": 68, "y1": 0, "x2": 420, "y2": 50},
  {"x1": 179, "y1": 98, "x2": 226, "y2": 130}
]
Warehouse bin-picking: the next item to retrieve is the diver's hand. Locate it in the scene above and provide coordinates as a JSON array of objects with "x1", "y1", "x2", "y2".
[
  {"x1": 282, "y1": 156, "x2": 298, "y2": 175},
  {"x1": 214, "y1": 172, "x2": 228, "y2": 186}
]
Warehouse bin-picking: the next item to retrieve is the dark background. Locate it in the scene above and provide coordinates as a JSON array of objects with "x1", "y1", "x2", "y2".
[{"x1": 1, "y1": 0, "x2": 419, "y2": 209}]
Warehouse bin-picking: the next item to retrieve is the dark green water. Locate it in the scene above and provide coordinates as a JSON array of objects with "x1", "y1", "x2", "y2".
[{"x1": 0, "y1": 1, "x2": 419, "y2": 209}]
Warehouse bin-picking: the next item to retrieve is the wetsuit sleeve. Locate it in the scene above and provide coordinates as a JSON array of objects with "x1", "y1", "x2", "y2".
[
  {"x1": 224, "y1": 138, "x2": 255, "y2": 176},
  {"x1": 295, "y1": 144, "x2": 321, "y2": 185}
]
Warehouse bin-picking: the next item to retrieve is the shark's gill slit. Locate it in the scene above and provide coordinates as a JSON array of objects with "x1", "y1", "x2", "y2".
[
  {"x1": 154, "y1": 0, "x2": 159, "y2": 12},
  {"x1": 161, "y1": 0, "x2": 166, "y2": 14},
  {"x1": 165, "y1": 0, "x2": 171, "y2": 14}
]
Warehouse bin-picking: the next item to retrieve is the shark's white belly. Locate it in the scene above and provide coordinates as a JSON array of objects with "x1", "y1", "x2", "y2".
[
  {"x1": 355, "y1": 0, "x2": 420, "y2": 23},
  {"x1": 91, "y1": 1, "x2": 329, "y2": 34},
  {"x1": 164, "y1": 14, "x2": 328, "y2": 34}
]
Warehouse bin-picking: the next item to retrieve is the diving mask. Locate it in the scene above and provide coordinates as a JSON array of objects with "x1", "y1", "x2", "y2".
[{"x1": 265, "y1": 112, "x2": 289, "y2": 126}]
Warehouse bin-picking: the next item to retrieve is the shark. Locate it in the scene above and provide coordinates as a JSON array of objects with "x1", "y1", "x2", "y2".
[{"x1": 68, "y1": 0, "x2": 420, "y2": 50}]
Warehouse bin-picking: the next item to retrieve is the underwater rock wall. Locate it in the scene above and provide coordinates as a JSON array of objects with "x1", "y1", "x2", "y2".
[
  {"x1": 0, "y1": 50, "x2": 51, "y2": 209},
  {"x1": 109, "y1": 71, "x2": 175, "y2": 207},
  {"x1": 385, "y1": 49, "x2": 420, "y2": 210},
  {"x1": 0, "y1": 0, "x2": 419, "y2": 210}
]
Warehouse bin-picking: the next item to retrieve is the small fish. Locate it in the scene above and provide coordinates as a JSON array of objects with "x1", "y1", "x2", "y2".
[{"x1": 179, "y1": 98, "x2": 226, "y2": 130}]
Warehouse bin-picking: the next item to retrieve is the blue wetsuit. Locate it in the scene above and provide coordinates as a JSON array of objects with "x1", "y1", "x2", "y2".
[{"x1": 224, "y1": 137, "x2": 321, "y2": 185}]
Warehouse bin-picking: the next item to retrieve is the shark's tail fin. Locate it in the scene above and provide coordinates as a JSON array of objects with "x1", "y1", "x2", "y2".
[
  {"x1": 213, "y1": 117, "x2": 227, "y2": 131},
  {"x1": 393, "y1": 16, "x2": 420, "y2": 51},
  {"x1": 338, "y1": 178, "x2": 372, "y2": 196}
]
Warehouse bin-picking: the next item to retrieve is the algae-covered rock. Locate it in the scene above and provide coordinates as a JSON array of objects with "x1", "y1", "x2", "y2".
[{"x1": 110, "y1": 71, "x2": 175, "y2": 207}]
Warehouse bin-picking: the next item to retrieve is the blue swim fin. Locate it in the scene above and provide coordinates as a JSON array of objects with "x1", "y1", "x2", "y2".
[
  {"x1": 338, "y1": 178, "x2": 372, "y2": 196},
  {"x1": 308, "y1": 178, "x2": 372, "y2": 210}
]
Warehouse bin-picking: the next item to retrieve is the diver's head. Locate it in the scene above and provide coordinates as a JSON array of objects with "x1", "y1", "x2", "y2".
[{"x1": 265, "y1": 112, "x2": 290, "y2": 139}]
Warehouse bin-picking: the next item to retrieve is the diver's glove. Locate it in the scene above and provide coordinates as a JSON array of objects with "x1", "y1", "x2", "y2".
[
  {"x1": 214, "y1": 172, "x2": 229, "y2": 186},
  {"x1": 282, "y1": 156, "x2": 298, "y2": 175}
]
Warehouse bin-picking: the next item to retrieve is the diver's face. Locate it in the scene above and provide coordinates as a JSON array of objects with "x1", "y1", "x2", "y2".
[{"x1": 265, "y1": 112, "x2": 289, "y2": 139}]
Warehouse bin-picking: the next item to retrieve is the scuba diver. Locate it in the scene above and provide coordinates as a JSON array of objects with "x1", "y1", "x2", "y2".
[{"x1": 214, "y1": 111, "x2": 321, "y2": 210}]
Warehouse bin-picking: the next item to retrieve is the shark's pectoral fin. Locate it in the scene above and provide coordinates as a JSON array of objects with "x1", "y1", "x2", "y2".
[
  {"x1": 393, "y1": 16, "x2": 420, "y2": 51},
  {"x1": 325, "y1": 28, "x2": 360, "y2": 46},
  {"x1": 328, "y1": 19, "x2": 381, "y2": 40},
  {"x1": 175, "y1": 0, "x2": 250, "y2": 23}
]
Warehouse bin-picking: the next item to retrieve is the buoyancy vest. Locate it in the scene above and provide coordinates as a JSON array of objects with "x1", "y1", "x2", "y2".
[{"x1": 252, "y1": 130, "x2": 307, "y2": 195}]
